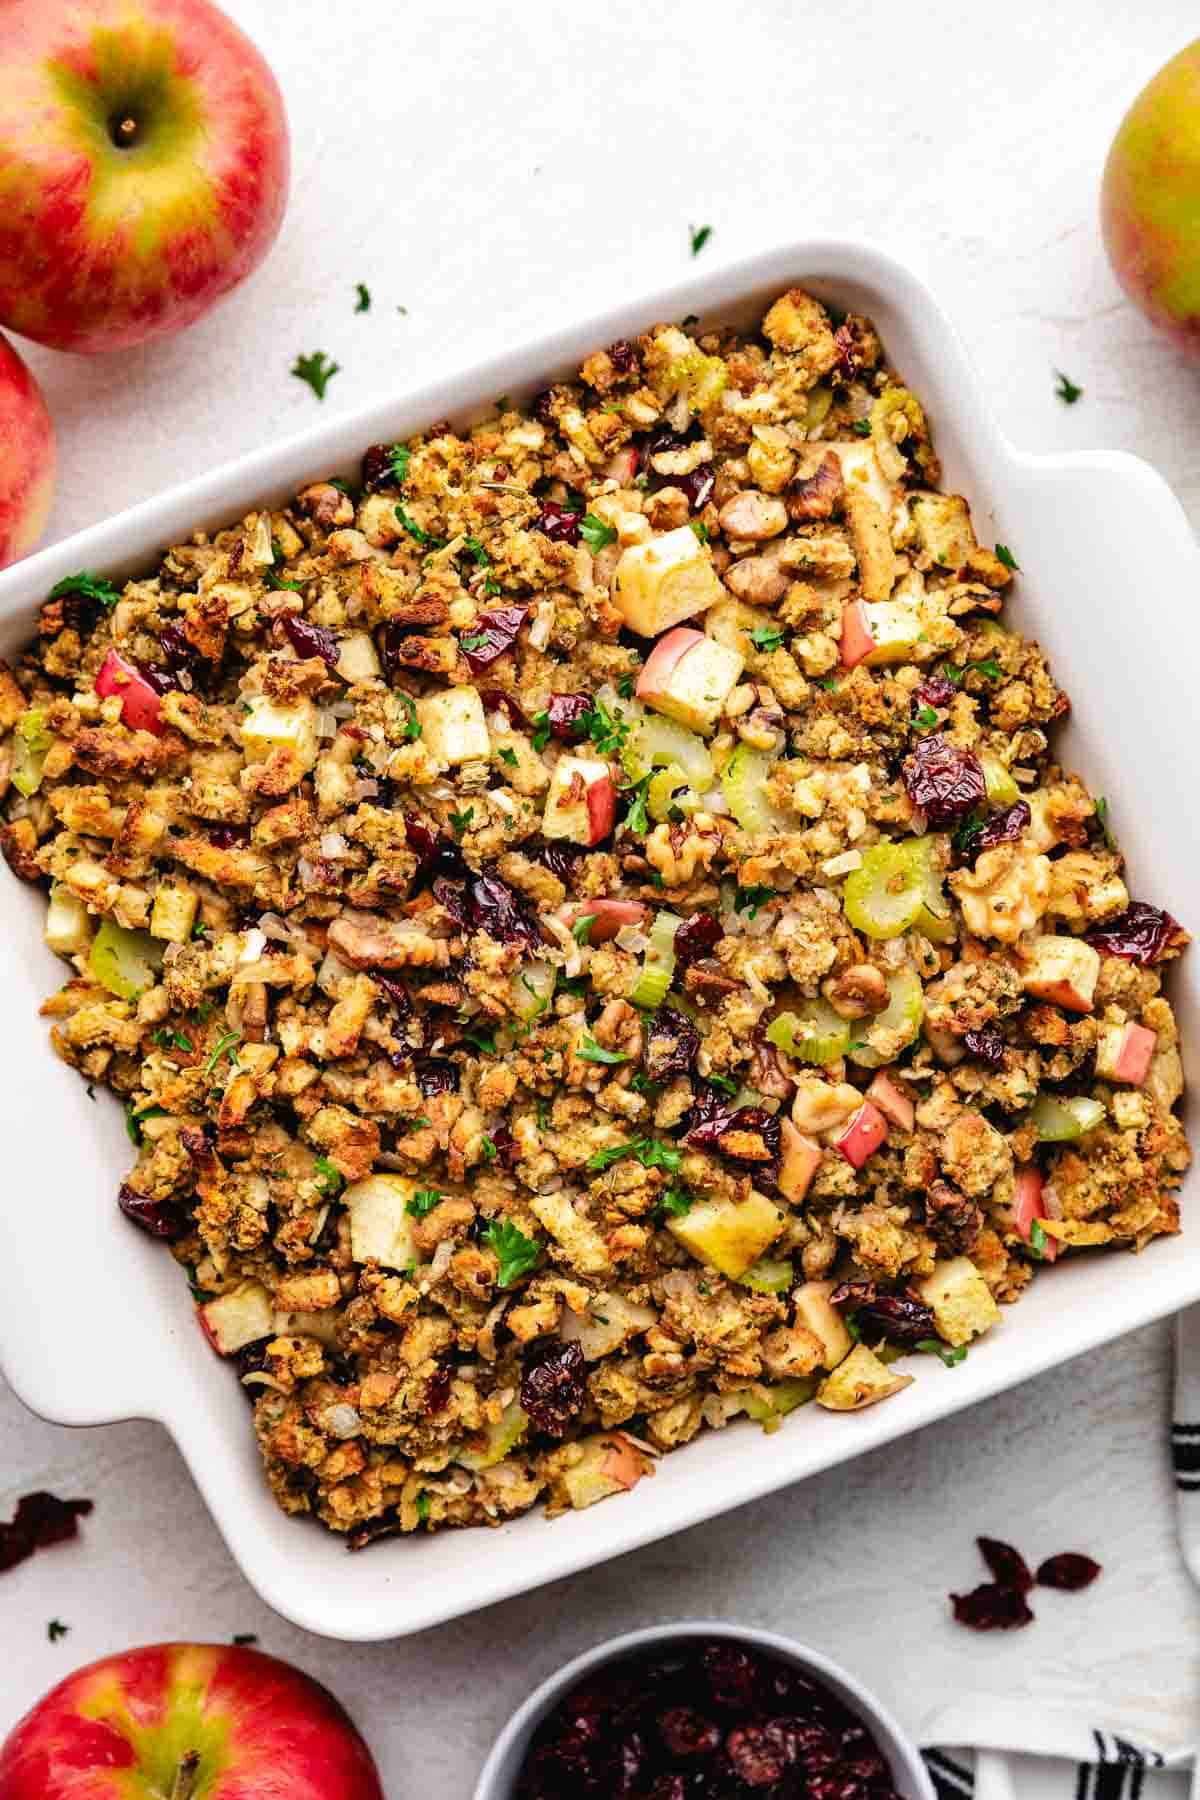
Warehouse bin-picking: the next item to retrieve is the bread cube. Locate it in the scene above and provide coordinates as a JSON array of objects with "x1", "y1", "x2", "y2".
[
  {"x1": 240, "y1": 696, "x2": 320, "y2": 773},
  {"x1": 612, "y1": 525, "x2": 725, "y2": 637},
  {"x1": 344, "y1": 1173, "x2": 420, "y2": 1270},
  {"x1": 149, "y1": 878, "x2": 198, "y2": 944},
  {"x1": 416, "y1": 685, "x2": 490, "y2": 766},
  {"x1": 816, "y1": 1342, "x2": 913, "y2": 1411},
  {"x1": 914, "y1": 1256, "x2": 1001, "y2": 1348}
]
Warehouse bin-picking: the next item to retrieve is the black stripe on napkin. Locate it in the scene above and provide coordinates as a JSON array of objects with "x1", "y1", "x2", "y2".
[
  {"x1": 1171, "y1": 1421, "x2": 1200, "y2": 1438},
  {"x1": 923, "y1": 1750, "x2": 974, "y2": 1800}
]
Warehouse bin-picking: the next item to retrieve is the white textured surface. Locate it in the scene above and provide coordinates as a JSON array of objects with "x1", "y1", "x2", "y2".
[{"x1": 3, "y1": 0, "x2": 1200, "y2": 1786}]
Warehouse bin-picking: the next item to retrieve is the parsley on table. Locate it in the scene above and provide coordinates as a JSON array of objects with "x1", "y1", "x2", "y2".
[
  {"x1": 917, "y1": 1337, "x2": 968, "y2": 1367},
  {"x1": 1054, "y1": 370, "x2": 1083, "y2": 404},
  {"x1": 578, "y1": 1031, "x2": 630, "y2": 1065},
  {"x1": 481, "y1": 1218, "x2": 541, "y2": 1287},
  {"x1": 750, "y1": 625, "x2": 785, "y2": 653},
  {"x1": 622, "y1": 775, "x2": 652, "y2": 836},
  {"x1": 851, "y1": 419, "x2": 873, "y2": 438},
  {"x1": 579, "y1": 513, "x2": 617, "y2": 553},
  {"x1": 354, "y1": 282, "x2": 371, "y2": 313},
  {"x1": 406, "y1": 1188, "x2": 442, "y2": 1218},
  {"x1": 994, "y1": 543, "x2": 1020, "y2": 572},
  {"x1": 232, "y1": 1632, "x2": 258, "y2": 1646},
  {"x1": 389, "y1": 443, "x2": 411, "y2": 484},
  {"x1": 394, "y1": 503, "x2": 446, "y2": 550},
  {"x1": 734, "y1": 883, "x2": 775, "y2": 919},
  {"x1": 204, "y1": 1029, "x2": 242, "y2": 1076},
  {"x1": 313, "y1": 1155, "x2": 344, "y2": 1198},
  {"x1": 415, "y1": 1490, "x2": 431, "y2": 1523},
  {"x1": 49, "y1": 571, "x2": 120, "y2": 608},
  {"x1": 689, "y1": 223, "x2": 712, "y2": 256},
  {"x1": 291, "y1": 351, "x2": 340, "y2": 400},
  {"x1": 47, "y1": 1619, "x2": 69, "y2": 1643},
  {"x1": 911, "y1": 704, "x2": 939, "y2": 731},
  {"x1": 571, "y1": 914, "x2": 598, "y2": 944},
  {"x1": 497, "y1": 746, "x2": 518, "y2": 767},
  {"x1": 531, "y1": 711, "x2": 551, "y2": 752},
  {"x1": 690, "y1": 519, "x2": 710, "y2": 544},
  {"x1": 448, "y1": 807, "x2": 474, "y2": 838},
  {"x1": 658, "y1": 1184, "x2": 695, "y2": 1218},
  {"x1": 396, "y1": 693, "x2": 422, "y2": 741}
]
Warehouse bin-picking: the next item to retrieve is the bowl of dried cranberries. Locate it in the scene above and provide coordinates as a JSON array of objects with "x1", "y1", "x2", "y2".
[{"x1": 474, "y1": 1623, "x2": 935, "y2": 1800}]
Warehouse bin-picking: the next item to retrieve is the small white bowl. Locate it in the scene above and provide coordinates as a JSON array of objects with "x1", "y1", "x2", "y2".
[{"x1": 473, "y1": 1620, "x2": 937, "y2": 1800}]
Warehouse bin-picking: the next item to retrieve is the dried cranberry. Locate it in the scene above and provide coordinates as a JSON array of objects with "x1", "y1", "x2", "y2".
[
  {"x1": 977, "y1": 1535, "x2": 1034, "y2": 1594},
  {"x1": 613, "y1": 1732, "x2": 648, "y2": 1795},
  {"x1": 481, "y1": 688, "x2": 527, "y2": 727},
  {"x1": 915, "y1": 671, "x2": 956, "y2": 709},
  {"x1": 378, "y1": 619, "x2": 418, "y2": 682},
  {"x1": 807, "y1": 1777, "x2": 869, "y2": 1800},
  {"x1": 531, "y1": 840, "x2": 585, "y2": 886},
  {"x1": 726, "y1": 1726, "x2": 787, "y2": 1787},
  {"x1": 180, "y1": 1126, "x2": 216, "y2": 1173},
  {"x1": 532, "y1": 389, "x2": 558, "y2": 427},
  {"x1": 461, "y1": 605, "x2": 529, "y2": 672},
  {"x1": 414, "y1": 1057, "x2": 458, "y2": 1096},
  {"x1": 675, "y1": 463, "x2": 716, "y2": 513},
  {"x1": 280, "y1": 613, "x2": 339, "y2": 668},
  {"x1": 424, "y1": 1360, "x2": 452, "y2": 1416},
  {"x1": 702, "y1": 1643, "x2": 760, "y2": 1711},
  {"x1": 673, "y1": 912, "x2": 723, "y2": 966},
  {"x1": 963, "y1": 801, "x2": 1031, "y2": 862},
  {"x1": 208, "y1": 823, "x2": 252, "y2": 849},
  {"x1": 48, "y1": 586, "x2": 103, "y2": 638},
  {"x1": 963, "y1": 1026, "x2": 1005, "y2": 1066},
  {"x1": 951, "y1": 1581, "x2": 1035, "y2": 1630},
  {"x1": 467, "y1": 870, "x2": 544, "y2": 949},
  {"x1": 546, "y1": 692, "x2": 594, "y2": 739},
  {"x1": 902, "y1": 734, "x2": 986, "y2": 827},
  {"x1": 1086, "y1": 902, "x2": 1187, "y2": 965},
  {"x1": 536, "y1": 501, "x2": 583, "y2": 543},
  {"x1": 520, "y1": 1338, "x2": 587, "y2": 1437},
  {"x1": 833, "y1": 321, "x2": 862, "y2": 382},
  {"x1": 490, "y1": 1124, "x2": 520, "y2": 1169},
  {"x1": 686, "y1": 1082, "x2": 737, "y2": 1141},
  {"x1": 645, "y1": 1006, "x2": 701, "y2": 1081},
  {"x1": 117, "y1": 1183, "x2": 188, "y2": 1241},
  {"x1": 374, "y1": 973, "x2": 412, "y2": 1020},
  {"x1": 1036, "y1": 1551, "x2": 1102, "y2": 1591},
  {"x1": 659, "y1": 1708, "x2": 722, "y2": 1758},
  {"x1": 0, "y1": 1491, "x2": 93, "y2": 1574},
  {"x1": 854, "y1": 1293, "x2": 937, "y2": 1348},
  {"x1": 689, "y1": 1104, "x2": 781, "y2": 1164},
  {"x1": 135, "y1": 660, "x2": 177, "y2": 697},
  {"x1": 157, "y1": 621, "x2": 211, "y2": 685},
  {"x1": 608, "y1": 339, "x2": 638, "y2": 375},
  {"x1": 404, "y1": 814, "x2": 467, "y2": 886},
  {"x1": 643, "y1": 1780, "x2": 688, "y2": 1800},
  {"x1": 362, "y1": 443, "x2": 399, "y2": 491},
  {"x1": 235, "y1": 1337, "x2": 272, "y2": 1391},
  {"x1": 642, "y1": 424, "x2": 698, "y2": 460}
]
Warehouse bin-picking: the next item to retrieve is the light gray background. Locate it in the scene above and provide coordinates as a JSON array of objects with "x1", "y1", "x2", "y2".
[{"x1": 4, "y1": 1, "x2": 1200, "y2": 1789}]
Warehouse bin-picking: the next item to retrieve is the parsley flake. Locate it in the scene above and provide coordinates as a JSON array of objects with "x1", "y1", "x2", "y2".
[
  {"x1": 911, "y1": 704, "x2": 939, "y2": 731},
  {"x1": 388, "y1": 443, "x2": 411, "y2": 485},
  {"x1": 734, "y1": 883, "x2": 775, "y2": 919},
  {"x1": 49, "y1": 571, "x2": 120, "y2": 608},
  {"x1": 1028, "y1": 1218, "x2": 1049, "y2": 1262},
  {"x1": 313, "y1": 1155, "x2": 344, "y2": 1198},
  {"x1": 994, "y1": 544, "x2": 1020, "y2": 572},
  {"x1": 465, "y1": 1026, "x2": 497, "y2": 1055},
  {"x1": 689, "y1": 223, "x2": 712, "y2": 256},
  {"x1": 750, "y1": 625, "x2": 785, "y2": 653},
  {"x1": 394, "y1": 503, "x2": 446, "y2": 550},
  {"x1": 498, "y1": 746, "x2": 518, "y2": 767},
  {"x1": 448, "y1": 807, "x2": 474, "y2": 838},
  {"x1": 622, "y1": 775, "x2": 652, "y2": 837},
  {"x1": 204, "y1": 1029, "x2": 242, "y2": 1076},
  {"x1": 972, "y1": 658, "x2": 1004, "y2": 681},
  {"x1": 354, "y1": 283, "x2": 371, "y2": 313},
  {"x1": 584, "y1": 698, "x2": 630, "y2": 758},
  {"x1": 481, "y1": 1218, "x2": 541, "y2": 1287},
  {"x1": 851, "y1": 419, "x2": 873, "y2": 438},
  {"x1": 396, "y1": 692, "x2": 422, "y2": 741},
  {"x1": 291, "y1": 351, "x2": 340, "y2": 400},
  {"x1": 406, "y1": 1188, "x2": 442, "y2": 1218},
  {"x1": 705, "y1": 1073, "x2": 739, "y2": 1097},
  {"x1": 579, "y1": 513, "x2": 617, "y2": 554},
  {"x1": 658, "y1": 1184, "x2": 695, "y2": 1218},
  {"x1": 572, "y1": 914, "x2": 598, "y2": 944},
  {"x1": 577, "y1": 1031, "x2": 630, "y2": 1065},
  {"x1": 1094, "y1": 794, "x2": 1117, "y2": 850},
  {"x1": 531, "y1": 711, "x2": 551, "y2": 752},
  {"x1": 47, "y1": 1619, "x2": 69, "y2": 1643},
  {"x1": 1054, "y1": 370, "x2": 1083, "y2": 405},
  {"x1": 917, "y1": 1338, "x2": 968, "y2": 1367},
  {"x1": 462, "y1": 536, "x2": 491, "y2": 568},
  {"x1": 479, "y1": 1135, "x2": 498, "y2": 1163},
  {"x1": 586, "y1": 1137, "x2": 681, "y2": 1173},
  {"x1": 690, "y1": 519, "x2": 710, "y2": 544},
  {"x1": 415, "y1": 1490, "x2": 431, "y2": 1523}
]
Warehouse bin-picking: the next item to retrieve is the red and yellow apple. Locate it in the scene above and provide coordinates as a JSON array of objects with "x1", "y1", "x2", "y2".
[
  {"x1": 542, "y1": 754, "x2": 616, "y2": 845},
  {"x1": 636, "y1": 626, "x2": 744, "y2": 734},
  {"x1": 561, "y1": 898, "x2": 647, "y2": 942},
  {"x1": 1095, "y1": 1020, "x2": 1157, "y2": 1087},
  {"x1": 1011, "y1": 1164, "x2": 1058, "y2": 1264},
  {"x1": 0, "y1": 332, "x2": 55, "y2": 568},
  {"x1": 834, "y1": 1100, "x2": 889, "y2": 1170},
  {"x1": 777, "y1": 1119, "x2": 823, "y2": 1205},
  {"x1": 1101, "y1": 40, "x2": 1200, "y2": 356},
  {"x1": 0, "y1": 1642, "x2": 384, "y2": 1800},
  {"x1": 95, "y1": 648, "x2": 166, "y2": 733},
  {"x1": 0, "y1": 0, "x2": 289, "y2": 354},
  {"x1": 865, "y1": 1071, "x2": 915, "y2": 1133},
  {"x1": 840, "y1": 599, "x2": 920, "y2": 670}
]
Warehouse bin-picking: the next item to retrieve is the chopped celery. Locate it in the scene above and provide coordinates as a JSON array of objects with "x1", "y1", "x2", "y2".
[
  {"x1": 647, "y1": 763, "x2": 702, "y2": 821},
  {"x1": 738, "y1": 1256, "x2": 795, "y2": 1295},
  {"x1": 11, "y1": 706, "x2": 52, "y2": 798},
  {"x1": 981, "y1": 753, "x2": 1020, "y2": 807},
  {"x1": 911, "y1": 836, "x2": 955, "y2": 944},
  {"x1": 803, "y1": 386, "x2": 834, "y2": 432},
  {"x1": 843, "y1": 841, "x2": 930, "y2": 939},
  {"x1": 630, "y1": 910, "x2": 682, "y2": 1009},
  {"x1": 44, "y1": 884, "x2": 93, "y2": 957},
  {"x1": 623, "y1": 713, "x2": 714, "y2": 788},
  {"x1": 512, "y1": 959, "x2": 556, "y2": 1022},
  {"x1": 88, "y1": 917, "x2": 163, "y2": 1000},
  {"x1": 454, "y1": 1399, "x2": 529, "y2": 1471},
  {"x1": 847, "y1": 967, "x2": 924, "y2": 1068},
  {"x1": 742, "y1": 1375, "x2": 819, "y2": 1426},
  {"x1": 1031, "y1": 1093, "x2": 1105, "y2": 1142},
  {"x1": 721, "y1": 743, "x2": 789, "y2": 837},
  {"x1": 766, "y1": 1001, "x2": 850, "y2": 1066}
]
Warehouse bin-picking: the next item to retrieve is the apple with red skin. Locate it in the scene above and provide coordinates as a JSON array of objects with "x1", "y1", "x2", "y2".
[
  {"x1": 778, "y1": 1119, "x2": 823, "y2": 1203},
  {"x1": 834, "y1": 1100, "x2": 888, "y2": 1169},
  {"x1": 562, "y1": 898, "x2": 647, "y2": 942},
  {"x1": 0, "y1": 332, "x2": 55, "y2": 569},
  {"x1": 95, "y1": 648, "x2": 166, "y2": 733},
  {"x1": 0, "y1": 1642, "x2": 384, "y2": 1800},
  {"x1": 1011, "y1": 1164, "x2": 1058, "y2": 1263},
  {"x1": 866, "y1": 1071, "x2": 914, "y2": 1133},
  {"x1": 542, "y1": 753, "x2": 616, "y2": 846},
  {"x1": 0, "y1": 0, "x2": 289, "y2": 354},
  {"x1": 1095, "y1": 1020, "x2": 1156, "y2": 1086}
]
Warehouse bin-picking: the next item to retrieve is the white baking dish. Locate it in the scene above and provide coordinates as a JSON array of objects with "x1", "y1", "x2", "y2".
[{"x1": 0, "y1": 239, "x2": 1195, "y2": 1644}]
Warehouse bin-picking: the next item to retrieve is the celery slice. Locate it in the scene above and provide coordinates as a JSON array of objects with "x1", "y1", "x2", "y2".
[
  {"x1": 766, "y1": 1001, "x2": 850, "y2": 1066},
  {"x1": 1031, "y1": 1093, "x2": 1105, "y2": 1142},
  {"x1": 88, "y1": 917, "x2": 163, "y2": 1000},
  {"x1": 11, "y1": 706, "x2": 52, "y2": 798},
  {"x1": 630, "y1": 910, "x2": 682, "y2": 1009},
  {"x1": 847, "y1": 967, "x2": 924, "y2": 1069},
  {"x1": 647, "y1": 764, "x2": 701, "y2": 821},
  {"x1": 512, "y1": 959, "x2": 556, "y2": 1022},
  {"x1": 843, "y1": 841, "x2": 928, "y2": 939},
  {"x1": 911, "y1": 835, "x2": 955, "y2": 944},
  {"x1": 721, "y1": 743, "x2": 789, "y2": 837},
  {"x1": 623, "y1": 714, "x2": 714, "y2": 787},
  {"x1": 738, "y1": 1256, "x2": 795, "y2": 1295},
  {"x1": 742, "y1": 1375, "x2": 819, "y2": 1426},
  {"x1": 981, "y1": 753, "x2": 1020, "y2": 807}
]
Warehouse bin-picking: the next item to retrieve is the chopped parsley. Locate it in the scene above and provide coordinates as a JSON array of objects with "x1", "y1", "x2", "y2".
[
  {"x1": 448, "y1": 807, "x2": 474, "y2": 838},
  {"x1": 952, "y1": 811, "x2": 985, "y2": 855},
  {"x1": 465, "y1": 1026, "x2": 497, "y2": 1055},
  {"x1": 49, "y1": 571, "x2": 120, "y2": 608},
  {"x1": 291, "y1": 351, "x2": 340, "y2": 400},
  {"x1": 622, "y1": 775, "x2": 652, "y2": 836},
  {"x1": 734, "y1": 883, "x2": 775, "y2": 919},
  {"x1": 577, "y1": 1031, "x2": 630, "y2": 1065},
  {"x1": 460, "y1": 633, "x2": 489, "y2": 652},
  {"x1": 851, "y1": 419, "x2": 873, "y2": 438},
  {"x1": 479, "y1": 1135, "x2": 498, "y2": 1163},
  {"x1": 47, "y1": 1619, "x2": 69, "y2": 1643},
  {"x1": 689, "y1": 223, "x2": 712, "y2": 256},
  {"x1": 1095, "y1": 795, "x2": 1116, "y2": 850},
  {"x1": 313, "y1": 1155, "x2": 344, "y2": 1198},
  {"x1": 584, "y1": 698, "x2": 631, "y2": 758},
  {"x1": 586, "y1": 1136, "x2": 681, "y2": 1173},
  {"x1": 579, "y1": 513, "x2": 617, "y2": 554},
  {"x1": 1054, "y1": 370, "x2": 1083, "y2": 405},
  {"x1": 415, "y1": 1490, "x2": 431, "y2": 1523},
  {"x1": 124, "y1": 1101, "x2": 166, "y2": 1146},
  {"x1": 972, "y1": 657, "x2": 1004, "y2": 681},
  {"x1": 994, "y1": 543, "x2": 1020, "y2": 572},
  {"x1": 1027, "y1": 1218, "x2": 1049, "y2": 1261},
  {"x1": 917, "y1": 1338, "x2": 968, "y2": 1368},
  {"x1": 394, "y1": 503, "x2": 446, "y2": 550},
  {"x1": 406, "y1": 1188, "x2": 442, "y2": 1219},
  {"x1": 705, "y1": 1072, "x2": 739, "y2": 1097},
  {"x1": 750, "y1": 625, "x2": 785, "y2": 653},
  {"x1": 497, "y1": 746, "x2": 518, "y2": 767},
  {"x1": 690, "y1": 519, "x2": 710, "y2": 544},
  {"x1": 461, "y1": 536, "x2": 491, "y2": 568},
  {"x1": 815, "y1": 675, "x2": 840, "y2": 690},
  {"x1": 481, "y1": 1218, "x2": 541, "y2": 1287},
  {"x1": 204, "y1": 1029, "x2": 242, "y2": 1076},
  {"x1": 571, "y1": 913, "x2": 598, "y2": 944},
  {"x1": 657, "y1": 1184, "x2": 695, "y2": 1218},
  {"x1": 232, "y1": 1633, "x2": 258, "y2": 1647},
  {"x1": 617, "y1": 674, "x2": 636, "y2": 699},
  {"x1": 531, "y1": 711, "x2": 552, "y2": 752},
  {"x1": 153, "y1": 1027, "x2": 194, "y2": 1052},
  {"x1": 388, "y1": 443, "x2": 411, "y2": 485},
  {"x1": 354, "y1": 282, "x2": 371, "y2": 313},
  {"x1": 911, "y1": 704, "x2": 939, "y2": 731},
  {"x1": 396, "y1": 693, "x2": 422, "y2": 740}
]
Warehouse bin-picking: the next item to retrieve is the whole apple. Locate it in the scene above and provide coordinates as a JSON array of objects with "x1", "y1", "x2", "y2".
[
  {"x1": 0, "y1": 0, "x2": 289, "y2": 354},
  {"x1": 0, "y1": 332, "x2": 55, "y2": 569},
  {"x1": 1101, "y1": 39, "x2": 1200, "y2": 355},
  {"x1": 0, "y1": 1642, "x2": 385, "y2": 1800}
]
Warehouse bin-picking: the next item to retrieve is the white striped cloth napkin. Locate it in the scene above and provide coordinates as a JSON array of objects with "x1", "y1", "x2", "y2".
[{"x1": 917, "y1": 1308, "x2": 1199, "y2": 1800}]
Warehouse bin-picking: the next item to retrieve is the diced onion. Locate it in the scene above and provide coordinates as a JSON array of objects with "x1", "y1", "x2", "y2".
[
  {"x1": 320, "y1": 831, "x2": 348, "y2": 859},
  {"x1": 239, "y1": 928, "x2": 267, "y2": 963},
  {"x1": 315, "y1": 708, "x2": 339, "y2": 738}
]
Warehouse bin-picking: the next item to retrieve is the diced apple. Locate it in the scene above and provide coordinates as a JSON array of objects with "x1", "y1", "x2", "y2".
[
  {"x1": 415, "y1": 685, "x2": 490, "y2": 766},
  {"x1": 561, "y1": 898, "x2": 647, "y2": 943},
  {"x1": 1011, "y1": 1164, "x2": 1058, "y2": 1263},
  {"x1": 843, "y1": 599, "x2": 923, "y2": 670},
  {"x1": 816, "y1": 1342, "x2": 913, "y2": 1411},
  {"x1": 834, "y1": 1100, "x2": 889, "y2": 1169},
  {"x1": 44, "y1": 883, "x2": 93, "y2": 957},
  {"x1": 637, "y1": 628, "x2": 745, "y2": 735},
  {"x1": 604, "y1": 445, "x2": 640, "y2": 484},
  {"x1": 560, "y1": 1291, "x2": 657, "y2": 1361},
  {"x1": 866, "y1": 1072, "x2": 915, "y2": 1133},
  {"x1": 1095, "y1": 1021, "x2": 1157, "y2": 1087},
  {"x1": 272, "y1": 1307, "x2": 343, "y2": 1348},
  {"x1": 199, "y1": 1282, "x2": 275, "y2": 1355},
  {"x1": 828, "y1": 440, "x2": 895, "y2": 516},
  {"x1": 667, "y1": 1192, "x2": 786, "y2": 1280},
  {"x1": 343, "y1": 1173, "x2": 420, "y2": 1271},
  {"x1": 240, "y1": 695, "x2": 319, "y2": 773},
  {"x1": 149, "y1": 878, "x2": 198, "y2": 944},
  {"x1": 778, "y1": 1120, "x2": 824, "y2": 1205},
  {"x1": 95, "y1": 648, "x2": 167, "y2": 734},
  {"x1": 454, "y1": 1399, "x2": 529, "y2": 1471},
  {"x1": 1020, "y1": 934, "x2": 1101, "y2": 1013},
  {"x1": 794, "y1": 1280, "x2": 853, "y2": 1369},
  {"x1": 612, "y1": 524, "x2": 725, "y2": 637},
  {"x1": 561, "y1": 1432, "x2": 653, "y2": 1510},
  {"x1": 336, "y1": 629, "x2": 382, "y2": 682},
  {"x1": 915, "y1": 1255, "x2": 1001, "y2": 1347},
  {"x1": 542, "y1": 754, "x2": 616, "y2": 845}
]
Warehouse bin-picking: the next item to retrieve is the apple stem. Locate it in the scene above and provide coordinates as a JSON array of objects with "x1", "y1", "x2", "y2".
[{"x1": 170, "y1": 1753, "x2": 202, "y2": 1800}]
